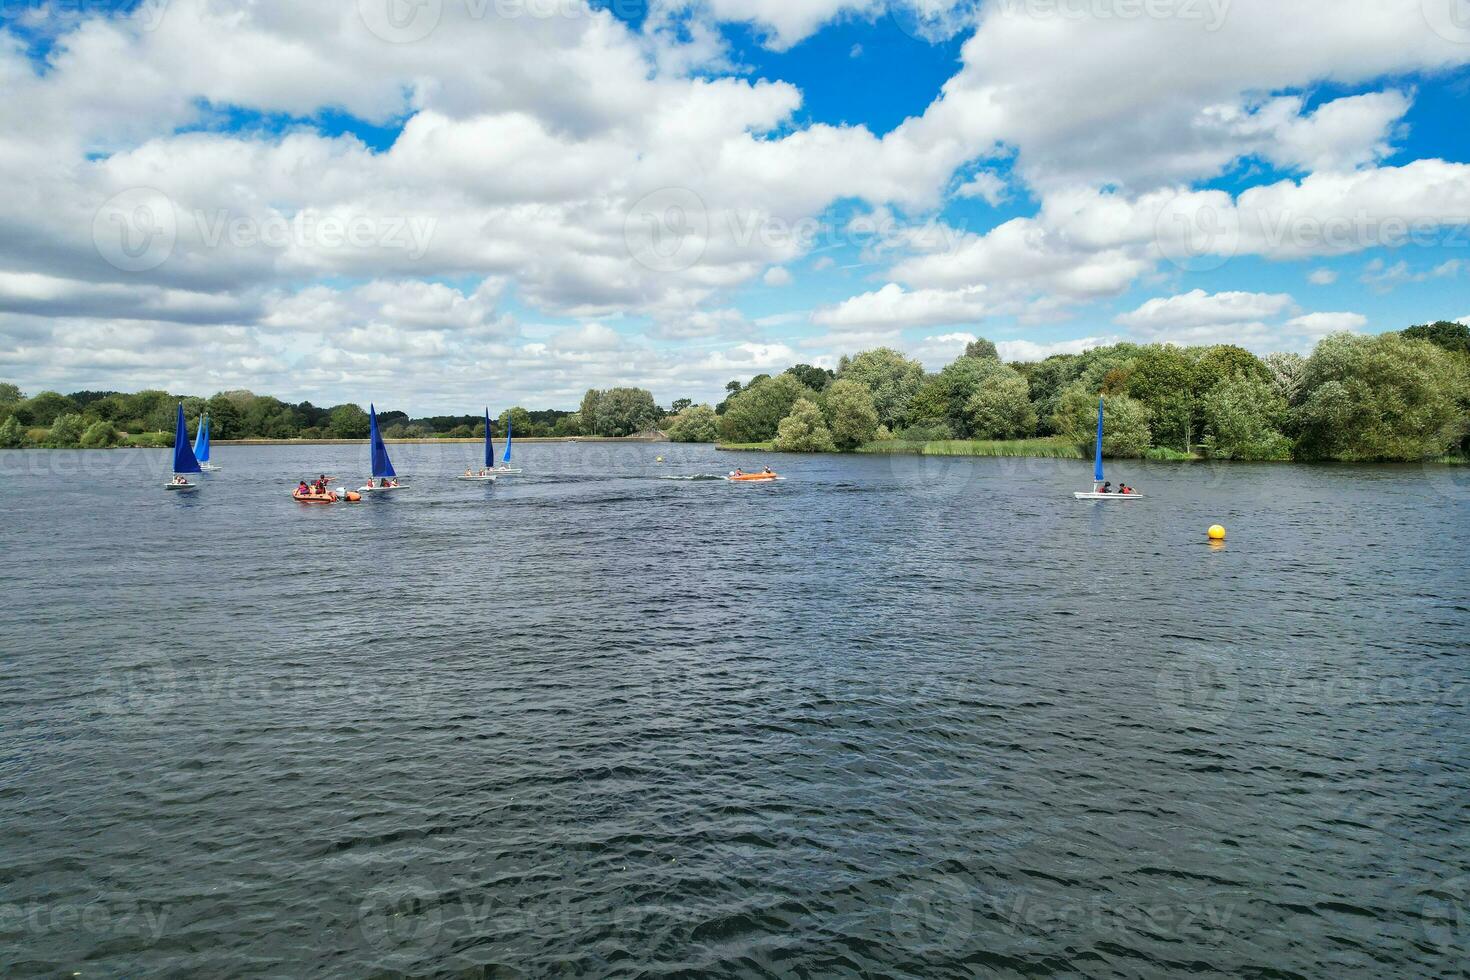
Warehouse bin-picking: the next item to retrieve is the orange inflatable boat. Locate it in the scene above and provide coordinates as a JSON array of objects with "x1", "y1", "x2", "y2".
[
  {"x1": 728, "y1": 472, "x2": 779, "y2": 482},
  {"x1": 293, "y1": 488, "x2": 337, "y2": 503}
]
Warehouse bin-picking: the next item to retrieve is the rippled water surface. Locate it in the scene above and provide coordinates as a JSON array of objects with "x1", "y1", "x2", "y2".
[{"x1": 2, "y1": 443, "x2": 1468, "y2": 977}]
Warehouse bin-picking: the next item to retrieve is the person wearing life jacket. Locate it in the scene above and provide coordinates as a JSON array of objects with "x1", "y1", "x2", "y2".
[
  {"x1": 297, "y1": 481, "x2": 309, "y2": 495},
  {"x1": 1101, "y1": 481, "x2": 1112, "y2": 493},
  {"x1": 732, "y1": 468, "x2": 743, "y2": 477},
  {"x1": 1120, "y1": 484, "x2": 1133, "y2": 495},
  {"x1": 762, "y1": 467, "x2": 774, "y2": 474}
]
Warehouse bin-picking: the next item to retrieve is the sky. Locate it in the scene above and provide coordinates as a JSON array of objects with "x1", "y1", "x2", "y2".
[{"x1": 1, "y1": 0, "x2": 1469, "y2": 413}]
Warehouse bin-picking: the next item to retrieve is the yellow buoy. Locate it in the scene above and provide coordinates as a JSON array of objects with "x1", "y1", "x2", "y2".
[{"x1": 1208, "y1": 524, "x2": 1226, "y2": 540}]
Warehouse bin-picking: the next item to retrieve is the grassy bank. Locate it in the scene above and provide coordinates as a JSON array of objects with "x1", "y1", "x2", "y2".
[{"x1": 859, "y1": 436, "x2": 1084, "y2": 458}]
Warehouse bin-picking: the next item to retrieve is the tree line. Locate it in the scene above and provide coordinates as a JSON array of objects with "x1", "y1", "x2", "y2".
[
  {"x1": 662, "y1": 321, "x2": 1470, "y2": 461},
  {"x1": 4, "y1": 320, "x2": 1466, "y2": 460},
  {"x1": 0, "y1": 387, "x2": 590, "y2": 449}
]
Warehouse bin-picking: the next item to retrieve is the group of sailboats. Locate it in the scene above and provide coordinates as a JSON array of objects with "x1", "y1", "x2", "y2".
[{"x1": 458, "y1": 408, "x2": 521, "y2": 480}]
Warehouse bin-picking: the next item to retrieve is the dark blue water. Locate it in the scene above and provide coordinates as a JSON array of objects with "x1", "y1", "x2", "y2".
[{"x1": 2, "y1": 443, "x2": 1468, "y2": 976}]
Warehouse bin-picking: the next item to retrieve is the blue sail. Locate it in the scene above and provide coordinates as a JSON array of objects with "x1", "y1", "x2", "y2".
[
  {"x1": 1093, "y1": 397, "x2": 1105, "y2": 483},
  {"x1": 193, "y1": 413, "x2": 210, "y2": 462},
  {"x1": 173, "y1": 403, "x2": 202, "y2": 474},
  {"x1": 368, "y1": 404, "x2": 396, "y2": 478},
  {"x1": 484, "y1": 407, "x2": 494, "y2": 468},
  {"x1": 502, "y1": 417, "x2": 513, "y2": 463}
]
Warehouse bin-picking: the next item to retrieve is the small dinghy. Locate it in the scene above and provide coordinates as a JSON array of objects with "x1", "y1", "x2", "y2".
[
  {"x1": 728, "y1": 471, "x2": 780, "y2": 482},
  {"x1": 492, "y1": 415, "x2": 521, "y2": 474},
  {"x1": 459, "y1": 408, "x2": 501, "y2": 481},
  {"x1": 194, "y1": 412, "x2": 220, "y2": 471},
  {"x1": 165, "y1": 403, "x2": 202, "y2": 491},
  {"x1": 358, "y1": 404, "x2": 406, "y2": 494},
  {"x1": 1074, "y1": 398, "x2": 1142, "y2": 499}
]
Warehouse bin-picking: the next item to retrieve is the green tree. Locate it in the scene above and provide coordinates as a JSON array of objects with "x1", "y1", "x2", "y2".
[
  {"x1": 498, "y1": 406, "x2": 533, "y2": 437},
  {"x1": 204, "y1": 394, "x2": 244, "y2": 440},
  {"x1": 906, "y1": 356, "x2": 1006, "y2": 435},
  {"x1": 328, "y1": 404, "x2": 370, "y2": 438},
  {"x1": 1125, "y1": 345, "x2": 1201, "y2": 452},
  {"x1": 667, "y1": 404, "x2": 720, "y2": 443},
  {"x1": 964, "y1": 337, "x2": 999, "y2": 360},
  {"x1": 20, "y1": 391, "x2": 78, "y2": 426},
  {"x1": 1293, "y1": 333, "x2": 1469, "y2": 460},
  {"x1": 772, "y1": 398, "x2": 836, "y2": 452},
  {"x1": 553, "y1": 413, "x2": 583, "y2": 437},
  {"x1": 1053, "y1": 387, "x2": 1152, "y2": 457},
  {"x1": 836, "y1": 347, "x2": 926, "y2": 429},
  {"x1": 719, "y1": 374, "x2": 815, "y2": 443},
  {"x1": 670, "y1": 398, "x2": 692, "y2": 414},
  {"x1": 823, "y1": 379, "x2": 879, "y2": 449},
  {"x1": 593, "y1": 387, "x2": 658, "y2": 436},
  {"x1": 1200, "y1": 376, "x2": 1292, "y2": 460},
  {"x1": 44, "y1": 412, "x2": 86, "y2": 447},
  {"x1": 1402, "y1": 320, "x2": 1470, "y2": 355},
  {"x1": 1262, "y1": 351, "x2": 1308, "y2": 405},
  {"x1": 964, "y1": 365, "x2": 1036, "y2": 439},
  {"x1": 0, "y1": 382, "x2": 22, "y2": 405},
  {"x1": 79, "y1": 419, "x2": 122, "y2": 449},
  {"x1": 579, "y1": 390, "x2": 604, "y2": 429},
  {"x1": 0, "y1": 414, "x2": 26, "y2": 447},
  {"x1": 785, "y1": 364, "x2": 835, "y2": 391}
]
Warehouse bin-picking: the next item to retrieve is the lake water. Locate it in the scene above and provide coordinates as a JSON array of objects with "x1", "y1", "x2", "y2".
[{"x1": 2, "y1": 443, "x2": 1468, "y2": 976}]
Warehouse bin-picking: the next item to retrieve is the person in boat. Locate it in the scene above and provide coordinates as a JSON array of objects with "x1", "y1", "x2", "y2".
[
  {"x1": 173, "y1": 475, "x2": 188, "y2": 485},
  {"x1": 298, "y1": 481, "x2": 309, "y2": 494},
  {"x1": 1120, "y1": 484, "x2": 1133, "y2": 495},
  {"x1": 732, "y1": 468, "x2": 744, "y2": 477},
  {"x1": 762, "y1": 466, "x2": 773, "y2": 474},
  {"x1": 1099, "y1": 481, "x2": 1112, "y2": 493}
]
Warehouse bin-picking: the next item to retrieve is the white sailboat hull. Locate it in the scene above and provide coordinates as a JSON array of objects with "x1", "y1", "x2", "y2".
[
  {"x1": 1073, "y1": 491, "x2": 1143, "y2": 499},
  {"x1": 164, "y1": 482, "x2": 197, "y2": 491}
]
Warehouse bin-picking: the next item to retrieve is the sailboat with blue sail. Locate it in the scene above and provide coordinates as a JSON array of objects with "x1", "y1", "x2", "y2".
[
  {"x1": 193, "y1": 412, "x2": 220, "y2": 471},
  {"x1": 358, "y1": 404, "x2": 404, "y2": 493},
  {"x1": 494, "y1": 415, "x2": 522, "y2": 474},
  {"x1": 1074, "y1": 397, "x2": 1142, "y2": 499},
  {"x1": 165, "y1": 403, "x2": 202, "y2": 491},
  {"x1": 458, "y1": 407, "x2": 499, "y2": 481}
]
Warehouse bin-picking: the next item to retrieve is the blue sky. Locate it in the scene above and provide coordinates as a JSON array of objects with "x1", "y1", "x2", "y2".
[{"x1": 1, "y1": 1, "x2": 1468, "y2": 411}]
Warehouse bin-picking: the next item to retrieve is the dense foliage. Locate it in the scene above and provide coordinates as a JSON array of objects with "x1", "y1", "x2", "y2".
[
  {"x1": 706, "y1": 320, "x2": 1470, "y2": 461},
  {"x1": 4, "y1": 321, "x2": 1466, "y2": 461}
]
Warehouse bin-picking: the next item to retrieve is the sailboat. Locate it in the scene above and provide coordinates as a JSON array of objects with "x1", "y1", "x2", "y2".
[
  {"x1": 359, "y1": 404, "x2": 404, "y2": 492},
  {"x1": 458, "y1": 407, "x2": 499, "y2": 481},
  {"x1": 1074, "y1": 397, "x2": 1142, "y2": 499},
  {"x1": 194, "y1": 412, "x2": 220, "y2": 471},
  {"x1": 165, "y1": 403, "x2": 202, "y2": 491},
  {"x1": 493, "y1": 415, "x2": 523, "y2": 474}
]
